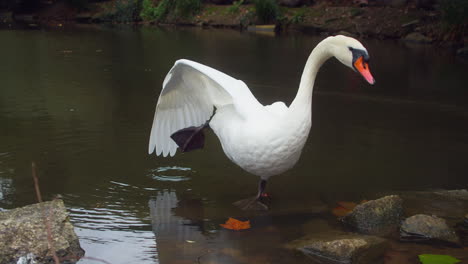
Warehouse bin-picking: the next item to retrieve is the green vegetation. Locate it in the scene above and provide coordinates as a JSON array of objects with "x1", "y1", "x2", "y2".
[
  {"x1": 349, "y1": 7, "x2": 363, "y2": 18},
  {"x1": 102, "y1": 0, "x2": 142, "y2": 22},
  {"x1": 439, "y1": 0, "x2": 468, "y2": 26},
  {"x1": 290, "y1": 8, "x2": 305, "y2": 24},
  {"x1": 418, "y1": 254, "x2": 461, "y2": 264},
  {"x1": 140, "y1": 0, "x2": 157, "y2": 21},
  {"x1": 239, "y1": 7, "x2": 255, "y2": 27},
  {"x1": 141, "y1": 0, "x2": 201, "y2": 21},
  {"x1": 227, "y1": 0, "x2": 244, "y2": 14},
  {"x1": 254, "y1": 0, "x2": 279, "y2": 24}
]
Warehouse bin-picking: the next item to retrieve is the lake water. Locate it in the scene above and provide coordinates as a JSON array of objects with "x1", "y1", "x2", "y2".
[{"x1": 0, "y1": 25, "x2": 467, "y2": 264}]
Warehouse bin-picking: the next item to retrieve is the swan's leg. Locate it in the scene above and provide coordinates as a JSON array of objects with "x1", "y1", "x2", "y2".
[
  {"x1": 233, "y1": 179, "x2": 269, "y2": 211},
  {"x1": 256, "y1": 179, "x2": 267, "y2": 199},
  {"x1": 171, "y1": 122, "x2": 209, "y2": 152}
]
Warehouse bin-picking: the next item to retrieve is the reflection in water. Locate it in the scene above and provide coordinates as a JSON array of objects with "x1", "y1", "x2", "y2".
[
  {"x1": 68, "y1": 180, "x2": 158, "y2": 264},
  {"x1": 149, "y1": 190, "x2": 313, "y2": 264},
  {"x1": 0, "y1": 177, "x2": 14, "y2": 206}
]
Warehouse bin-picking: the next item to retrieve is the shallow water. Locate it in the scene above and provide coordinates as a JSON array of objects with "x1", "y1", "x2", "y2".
[{"x1": 0, "y1": 25, "x2": 467, "y2": 264}]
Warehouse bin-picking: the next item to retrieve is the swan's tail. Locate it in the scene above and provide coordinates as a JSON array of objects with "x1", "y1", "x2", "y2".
[{"x1": 170, "y1": 122, "x2": 209, "y2": 152}]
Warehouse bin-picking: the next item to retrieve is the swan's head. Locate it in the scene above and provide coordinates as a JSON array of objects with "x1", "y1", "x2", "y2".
[{"x1": 329, "y1": 35, "x2": 375, "y2": 85}]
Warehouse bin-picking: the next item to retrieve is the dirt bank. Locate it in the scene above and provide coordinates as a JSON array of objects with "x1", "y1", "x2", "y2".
[{"x1": 2, "y1": 0, "x2": 467, "y2": 47}]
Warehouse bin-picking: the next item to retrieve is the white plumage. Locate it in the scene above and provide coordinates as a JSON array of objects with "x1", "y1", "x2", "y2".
[{"x1": 149, "y1": 35, "x2": 375, "y2": 204}]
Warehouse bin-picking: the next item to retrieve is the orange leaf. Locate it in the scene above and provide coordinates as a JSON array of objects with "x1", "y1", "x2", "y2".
[
  {"x1": 332, "y1": 200, "x2": 368, "y2": 217},
  {"x1": 220, "y1": 217, "x2": 251, "y2": 230},
  {"x1": 332, "y1": 206, "x2": 352, "y2": 217},
  {"x1": 336, "y1": 201, "x2": 358, "y2": 210}
]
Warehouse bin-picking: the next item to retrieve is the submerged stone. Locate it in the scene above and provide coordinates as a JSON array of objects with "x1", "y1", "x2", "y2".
[
  {"x1": 400, "y1": 214, "x2": 460, "y2": 246},
  {"x1": 287, "y1": 232, "x2": 388, "y2": 264},
  {"x1": 342, "y1": 195, "x2": 403, "y2": 236},
  {"x1": 404, "y1": 32, "x2": 432, "y2": 43},
  {"x1": 0, "y1": 200, "x2": 84, "y2": 264},
  {"x1": 399, "y1": 189, "x2": 468, "y2": 220}
]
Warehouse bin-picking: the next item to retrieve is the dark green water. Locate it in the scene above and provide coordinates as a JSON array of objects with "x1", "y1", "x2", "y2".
[{"x1": 0, "y1": 25, "x2": 467, "y2": 264}]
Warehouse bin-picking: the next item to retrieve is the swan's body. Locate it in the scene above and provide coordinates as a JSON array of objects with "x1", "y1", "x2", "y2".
[{"x1": 149, "y1": 35, "x2": 375, "y2": 208}]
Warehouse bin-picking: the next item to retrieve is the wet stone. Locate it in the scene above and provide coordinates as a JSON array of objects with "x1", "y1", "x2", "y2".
[
  {"x1": 404, "y1": 32, "x2": 432, "y2": 43},
  {"x1": 0, "y1": 200, "x2": 84, "y2": 264},
  {"x1": 399, "y1": 189, "x2": 468, "y2": 220},
  {"x1": 288, "y1": 233, "x2": 388, "y2": 264},
  {"x1": 342, "y1": 195, "x2": 403, "y2": 236},
  {"x1": 457, "y1": 47, "x2": 468, "y2": 59},
  {"x1": 400, "y1": 214, "x2": 460, "y2": 246}
]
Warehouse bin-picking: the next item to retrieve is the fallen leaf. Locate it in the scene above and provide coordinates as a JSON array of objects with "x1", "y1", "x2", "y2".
[
  {"x1": 418, "y1": 254, "x2": 461, "y2": 264},
  {"x1": 332, "y1": 206, "x2": 352, "y2": 217},
  {"x1": 220, "y1": 217, "x2": 250, "y2": 230},
  {"x1": 332, "y1": 200, "x2": 368, "y2": 217},
  {"x1": 337, "y1": 201, "x2": 358, "y2": 210}
]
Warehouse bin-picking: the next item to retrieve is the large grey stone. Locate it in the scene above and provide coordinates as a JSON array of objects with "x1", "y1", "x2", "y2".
[
  {"x1": 342, "y1": 195, "x2": 403, "y2": 235},
  {"x1": 288, "y1": 232, "x2": 388, "y2": 264},
  {"x1": 0, "y1": 200, "x2": 84, "y2": 264},
  {"x1": 400, "y1": 214, "x2": 460, "y2": 245}
]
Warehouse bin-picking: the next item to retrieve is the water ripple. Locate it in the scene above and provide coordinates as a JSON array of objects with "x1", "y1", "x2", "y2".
[{"x1": 147, "y1": 166, "x2": 192, "y2": 182}]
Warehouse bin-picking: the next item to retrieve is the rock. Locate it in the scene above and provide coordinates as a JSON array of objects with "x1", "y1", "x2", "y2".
[
  {"x1": 400, "y1": 214, "x2": 460, "y2": 245},
  {"x1": 336, "y1": 31, "x2": 357, "y2": 38},
  {"x1": 342, "y1": 195, "x2": 403, "y2": 235},
  {"x1": 206, "y1": 0, "x2": 233, "y2": 4},
  {"x1": 374, "y1": 0, "x2": 407, "y2": 7},
  {"x1": 278, "y1": 0, "x2": 306, "y2": 7},
  {"x1": 13, "y1": 14, "x2": 37, "y2": 24},
  {"x1": 416, "y1": 0, "x2": 437, "y2": 9},
  {"x1": 247, "y1": 25, "x2": 276, "y2": 32},
  {"x1": 387, "y1": 0, "x2": 407, "y2": 7},
  {"x1": 287, "y1": 233, "x2": 388, "y2": 264},
  {"x1": 456, "y1": 46, "x2": 468, "y2": 59},
  {"x1": 75, "y1": 13, "x2": 93, "y2": 23},
  {"x1": 398, "y1": 189, "x2": 468, "y2": 220},
  {"x1": 401, "y1": 20, "x2": 419, "y2": 28},
  {"x1": 0, "y1": 200, "x2": 84, "y2": 264},
  {"x1": 353, "y1": 0, "x2": 369, "y2": 7},
  {"x1": 0, "y1": 12, "x2": 13, "y2": 23},
  {"x1": 404, "y1": 32, "x2": 432, "y2": 43}
]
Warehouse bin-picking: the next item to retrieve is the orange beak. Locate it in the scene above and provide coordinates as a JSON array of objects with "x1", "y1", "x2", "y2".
[{"x1": 354, "y1": 56, "x2": 375, "y2": 85}]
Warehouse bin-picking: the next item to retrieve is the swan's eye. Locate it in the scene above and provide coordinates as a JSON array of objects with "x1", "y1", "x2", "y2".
[{"x1": 350, "y1": 48, "x2": 370, "y2": 65}]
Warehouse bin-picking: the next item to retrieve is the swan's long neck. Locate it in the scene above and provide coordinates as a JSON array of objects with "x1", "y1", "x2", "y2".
[{"x1": 290, "y1": 40, "x2": 333, "y2": 112}]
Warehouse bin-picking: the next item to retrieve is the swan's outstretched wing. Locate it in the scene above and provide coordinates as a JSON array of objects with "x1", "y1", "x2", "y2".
[{"x1": 149, "y1": 59, "x2": 261, "y2": 157}]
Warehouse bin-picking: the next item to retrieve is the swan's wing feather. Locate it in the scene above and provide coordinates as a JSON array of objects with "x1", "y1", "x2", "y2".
[{"x1": 149, "y1": 59, "x2": 260, "y2": 157}]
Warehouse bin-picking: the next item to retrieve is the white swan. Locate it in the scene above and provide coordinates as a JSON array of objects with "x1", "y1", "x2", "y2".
[{"x1": 148, "y1": 35, "x2": 375, "y2": 209}]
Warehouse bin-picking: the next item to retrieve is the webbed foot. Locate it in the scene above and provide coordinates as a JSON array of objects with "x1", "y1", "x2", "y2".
[
  {"x1": 233, "y1": 196, "x2": 269, "y2": 211},
  {"x1": 233, "y1": 179, "x2": 270, "y2": 210}
]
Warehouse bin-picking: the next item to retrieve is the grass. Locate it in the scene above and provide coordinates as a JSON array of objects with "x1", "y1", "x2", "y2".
[
  {"x1": 227, "y1": 0, "x2": 244, "y2": 14},
  {"x1": 254, "y1": 0, "x2": 279, "y2": 24}
]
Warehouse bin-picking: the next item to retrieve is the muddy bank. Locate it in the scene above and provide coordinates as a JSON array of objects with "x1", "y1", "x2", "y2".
[{"x1": 1, "y1": 0, "x2": 467, "y2": 47}]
